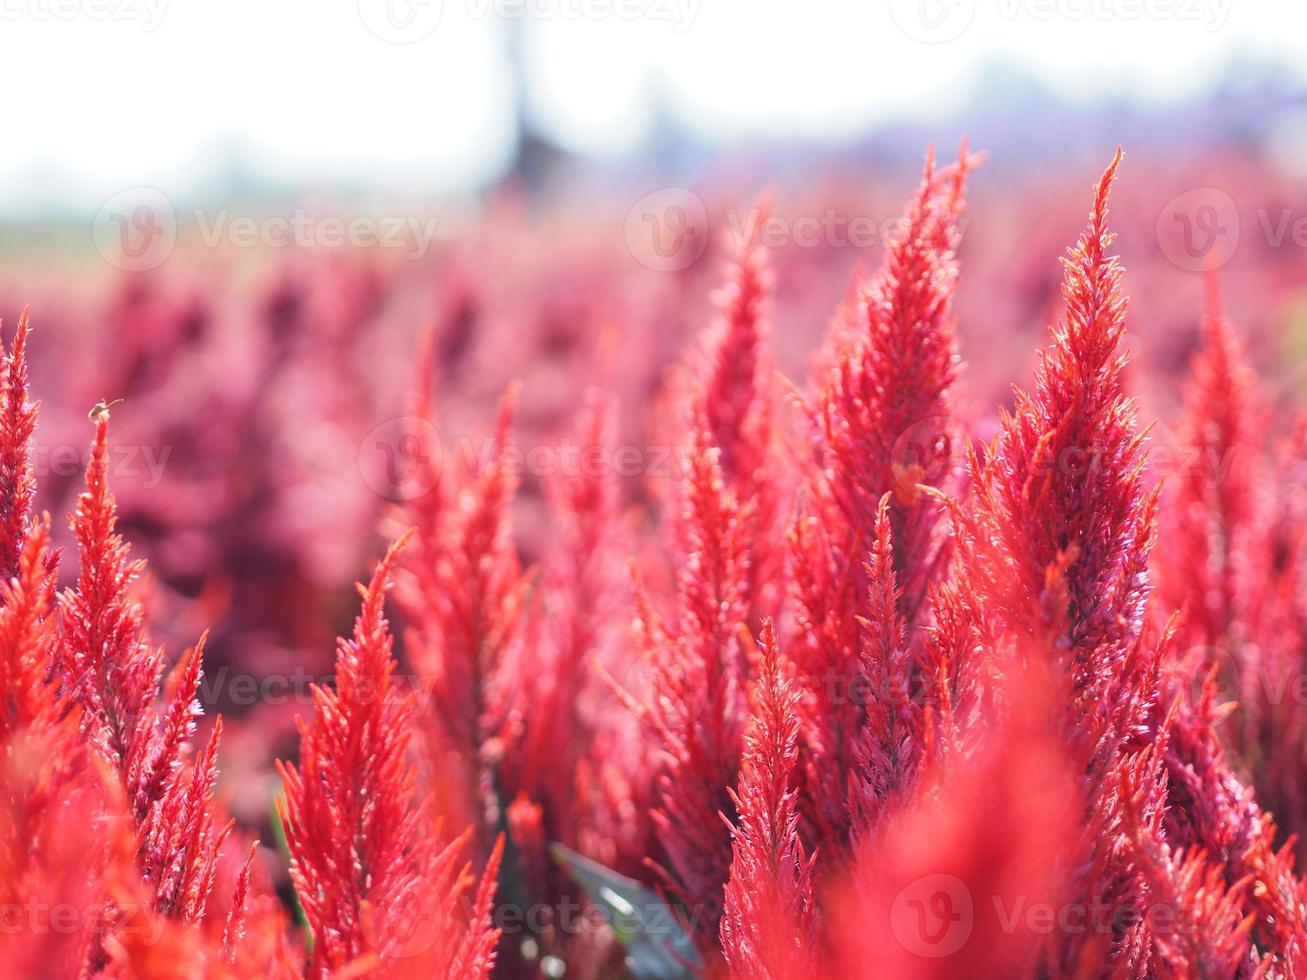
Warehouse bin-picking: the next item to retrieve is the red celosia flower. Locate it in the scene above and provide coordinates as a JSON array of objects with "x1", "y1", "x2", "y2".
[
  {"x1": 850, "y1": 495, "x2": 918, "y2": 835},
  {"x1": 637, "y1": 416, "x2": 752, "y2": 948},
  {"x1": 828, "y1": 658, "x2": 1081, "y2": 980},
  {"x1": 398, "y1": 389, "x2": 523, "y2": 845},
  {"x1": 0, "y1": 307, "x2": 37, "y2": 584},
  {"x1": 61, "y1": 413, "x2": 234, "y2": 929},
  {"x1": 1157, "y1": 268, "x2": 1264, "y2": 652},
  {"x1": 696, "y1": 196, "x2": 783, "y2": 623},
  {"x1": 278, "y1": 533, "x2": 502, "y2": 978},
  {"x1": 791, "y1": 146, "x2": 972, "y2": 854},
  {"x1": 720, "y1": 619, "x2": 818, "y2": 979}
]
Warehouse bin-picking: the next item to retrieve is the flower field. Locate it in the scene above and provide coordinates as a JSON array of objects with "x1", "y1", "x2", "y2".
[{"x1": 3, "y1": 141, "x2": 1307, "y2": 977}]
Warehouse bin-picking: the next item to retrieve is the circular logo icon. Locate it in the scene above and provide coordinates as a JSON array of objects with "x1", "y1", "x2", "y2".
[
  {"x1": 92, "y1": 187, "x2": 177, "y2": 272},
  {"x1": 890, "y1": 415, "x2": 967, "y2": 503},
  {"x1": 357, "y1": 0, "x2": 443, "y2": 44},
  {"x1": 888, "y1": 0, "x2": 975, "y2": 44},
  {"x1": 358, "y1": 417, "x2": 442, "y2": 501},
  {"x1": 624, "y1": 187, "x2": 709, "y2": 272},
  {"x1": 1178, "y1": 644, "x2": 1243, "y2": 713},
  {"x1": 1156, "y1": 187, "x2": 1239, "y2": 272},
  {"x1": 890, "y1": 873, "x2": 973, "y2": 958}
]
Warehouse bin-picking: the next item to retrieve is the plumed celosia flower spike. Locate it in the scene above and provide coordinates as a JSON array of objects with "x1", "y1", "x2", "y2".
[
  {"x1": 1158, "y1": 268, "x2": 1264, "y2": 651},
  {"x1": 60, "y1": 413, "x2": 160, "y2": 779},
  {"x1": 0, "y1": 516, "x2": 84, "y2": 916},
  {"x1": 850, "y1": 495, "x2": 918, "y2": 835},
  {"x1": 1250, "y1": 416, "x2": 1307, "y2": 849},
  {"x1": 703, "y1": 192, "x2": 773, "y2": 489},
  {"x1": 404, "y1": 317, "x2": 446, "y2": 550},
  {"x1": 1117, "y1": 760, "x2": 1259, "y2": 978},
  {"x1": 60, "y1": 411, "x2": 235, "y2": 929},
  {"x1": 810, "y1": 143, "x2": 973, "y2": 619},
  {"x1": 829, "y1": 657, "x2": 1081, "y2": 980},
  {"x1": 279, "y1": 532, "x2": 501, "y2": 978},
  {"x1": 0, "y1": 515, "x2": 59, "y2": 742},
  {"x1": 509, "y1": 383, "x2": 621, "y2": 823},
  {"x1": 720, "y1": 619, "x2": 819, "y2": 980},
  {"x1": 969, "y1": 149, "x2": 1157, "y2": 695},
  {"x1": 400, "y1": 388, "x2": 523, "y2": 843},
  {"x1": 790, "y1": 147, "x2": 972, "y2": 857},
  {"x1": 639, "y1": 417, "x2": 752, "y2": 946},
  {"x1": 278, "y1": 536, "x2": 415, "y2": 973},
  {"x1": 697, "y1": 193, "x2": 783, "y2": 622},
  {"x1": 502, "y1": 377, "x2": 652, "y2": 913},
  {"x1": 0, "y1": 307, "x2": 37, "y2": 584}
]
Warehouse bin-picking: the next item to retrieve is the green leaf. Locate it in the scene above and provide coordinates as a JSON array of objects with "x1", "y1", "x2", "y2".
[{"x1": 550, "y1": 843, "x2": 701, "y2": 980}]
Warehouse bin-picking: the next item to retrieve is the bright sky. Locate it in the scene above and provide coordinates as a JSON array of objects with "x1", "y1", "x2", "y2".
[{"x1": 0, "y1": 0, "x2": 1304, "y2": 213}]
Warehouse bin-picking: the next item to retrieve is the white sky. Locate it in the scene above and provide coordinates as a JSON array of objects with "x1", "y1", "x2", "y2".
[{"x1": 0, "y1": 0, "x2": 1304, "y2": 213}]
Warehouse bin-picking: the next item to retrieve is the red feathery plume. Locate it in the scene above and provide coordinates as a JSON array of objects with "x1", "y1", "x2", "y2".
[
  {"x1": 1116, "y1": 755, "x2": 1259, "y2": 978},
  {"x1": 943, "y1": 150, "x2": 1168, "y2": 971},
  {"x1": 399, "y1": 390, "x2": 523, "y2": 844},
  {"x1": 1252, "y1": 416, "x2": 1307, "y2": 849},
  {"x1": 791, "y1": 146, "x2": 972, "y2": 853},
  {"x1": 505, "y1": 383, "x2": 623, "y2": 841},
  {"x1": 720, "y1": 619, "x2": 818, "y2": 980},
  {"x1": 60, "y1": 413, "x2": 163, "y2": 787},
  {"x1": 61, "y1": 412, "x2": 234, "y2": 927},
  {"x1": 638, "y1": 418, "x2": 752, "y2": 947},
  {"x1": 0, "y1": 517, "x2": 94, "y2": 978},
  {"x1": 1157, "y1": 269, "x2": 1263, "y2": 651},
  {"x1": 828, "y1": 658, "x2": 1080, "y2": 980},
  {"x1": 702, "y1": 194, "x2": 773, "y2": 491},
  {"x1": 850, "y1": 495, "x2": 918, "y2": 835},
  {"x1": 965, "y1": 148, "x2": 1154, "y2": 670},
  {"x1": 278, "y1": 534, "x2": 502, "y2": 978},
  {"x1": 0, "y1": 515, "x2": 60, "y2": 743},
  {"x1": 0, "y1": 307, "x2": 37, "y2": 583},
  {"x1": 698, "y1": 196, "x2": 782, "y2": 625},
  {"x1": 809, "y1": 144, "x2": 973, "y2": 616}
]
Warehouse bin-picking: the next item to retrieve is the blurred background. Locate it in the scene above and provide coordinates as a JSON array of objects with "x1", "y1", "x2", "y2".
[{"x1": 2, "y1": 0, "x2": 1306, "y2": 825}]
